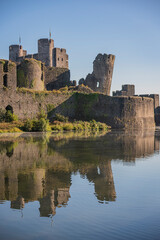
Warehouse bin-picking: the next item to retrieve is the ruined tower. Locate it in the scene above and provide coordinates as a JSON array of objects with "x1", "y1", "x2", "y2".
[
  {"x1": 17, "y1": 59, "x2": 44, "y2": 91},
  {"x1": 0, "y1": 60, "x2": 17, "y2": 91},
  {"x1": 80, "y1": 53, "x2": 115, "y2": 95},
  {"x1": 38, "y1": 38, "x2": 54, "y2": 67}
]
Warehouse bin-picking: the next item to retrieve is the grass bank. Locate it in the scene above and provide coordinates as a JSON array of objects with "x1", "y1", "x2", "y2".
[{"x1": 0, "y1": 111, "x2": 110, "y2": 133}]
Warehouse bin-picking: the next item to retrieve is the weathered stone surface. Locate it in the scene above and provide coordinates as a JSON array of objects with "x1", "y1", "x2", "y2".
[
  {"x1": 80, "y1": 54, "x2": 115, "y2": 95},
  {"x1": 17, "y1": 59, "x2": 44, "y2": 91},
  {"x1": 45, "y1": 67, "x2": 70, "y2": 90},
  {"x1": 0, "y1": 59, "x2": 17, "y2": 91},
  {"x1": 9, "y1": 37, "x2": 69, "y2": 69},
  {"x1": 53, "y1": 48, "x2": 68, "y2": 68},
  {"x1": 113, "y1": 84, "x2": 135, "y2": 96}
]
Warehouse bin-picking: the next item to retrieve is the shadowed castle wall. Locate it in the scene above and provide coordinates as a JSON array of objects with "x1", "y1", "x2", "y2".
[{"x1": 45, "y1": 67, "x2": 70, "y2": 90}]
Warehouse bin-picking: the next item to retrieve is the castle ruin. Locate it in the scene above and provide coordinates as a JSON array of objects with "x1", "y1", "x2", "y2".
[
  {"x1": 79, "y1": 54, "x2": 115, "y2": 95},
  {"x1": 0, "y1": 35, "x2": 159, "y2": 128},
  {"x1": 9, "y1": 38, "x2": 68, "y2": 68}
]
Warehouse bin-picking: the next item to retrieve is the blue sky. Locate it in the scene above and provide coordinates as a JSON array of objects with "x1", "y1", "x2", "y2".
[{"x1": 0, "y1": 0, "x2": 160, "y2": 95}]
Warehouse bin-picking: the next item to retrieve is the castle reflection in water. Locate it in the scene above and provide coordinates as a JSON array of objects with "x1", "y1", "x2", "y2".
[{"x1": 0, "y1": 130, "x2": 159, "y2": 217}]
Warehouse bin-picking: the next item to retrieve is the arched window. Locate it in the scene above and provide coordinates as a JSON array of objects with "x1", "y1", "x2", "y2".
[{"x1": 3, "y1": 74, "x2": 8, "y2": 87}]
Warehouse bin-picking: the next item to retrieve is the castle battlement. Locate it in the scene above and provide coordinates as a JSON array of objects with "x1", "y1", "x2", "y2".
[{"x1": 9, "y1": 37, "x2": 68, "y2": 69}]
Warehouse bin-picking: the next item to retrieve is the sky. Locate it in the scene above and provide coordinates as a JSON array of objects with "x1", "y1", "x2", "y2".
[{"x1": 0, "y1": 0, "x2": 160, "y2": 95}]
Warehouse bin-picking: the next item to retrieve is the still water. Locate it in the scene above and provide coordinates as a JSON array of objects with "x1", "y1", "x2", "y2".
[{"x1": 0, "y1": 129, "x2": 160, "y2": 240}]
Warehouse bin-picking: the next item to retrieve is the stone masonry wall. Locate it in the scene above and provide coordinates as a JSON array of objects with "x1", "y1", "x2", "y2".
[
  {"x1": 0, "y1": 60, "x2": 17, "y2": 91},
  {"x1": 81, "y1": 54, "x2": 115, "y2": 95},
  {"x1": 45, "y1": 67, "x2": 70, "y2": 90},
  {"x1": 74, "y1": 94, "x2": 155, "y2": 129},
  {"x1": 53, "y1": 48, "x2": 68, "y2": 68},
  {"x1": 0, "y1": 88, "x2": 155, "y2": 129},
  {"x1": 38, "y1": 39, "x2": 54, "y2": 67},
  {"x1": 17, "y1": 59, "x2": 44, "y2": 91}
]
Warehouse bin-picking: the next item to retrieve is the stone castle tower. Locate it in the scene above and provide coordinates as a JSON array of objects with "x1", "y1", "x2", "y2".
[
  {"x1": 79, "y1": 54, "x2": 115, "y2": 95},
  {"x1": 0, "y1": 60, "x2": 17, "y2": 91},
  {"x1": 9, "y1": 37, "x2": 68, "y2": 69}
]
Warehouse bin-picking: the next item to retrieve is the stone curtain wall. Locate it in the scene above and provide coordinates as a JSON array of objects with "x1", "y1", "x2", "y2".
[
  {"x1": 0, "y1": 89, "x2": 75, "y2": 119},
  {"x1": 45, "y1": 67, "x2": 70, "y2": 90},
  {"x1": 0, "y1": 88, "x2": 155, "y2": 129},
  {"x1": 74, "y1": 94, "x2": 155, "y2": 128}
]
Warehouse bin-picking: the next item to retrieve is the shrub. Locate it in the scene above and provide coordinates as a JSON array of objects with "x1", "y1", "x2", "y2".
[
  {"x1": 23, "y1": 119, "x2": 33, "y2": 132},
  {"x1": 90, "y1": 120, "x2": 99, "y2": 131},
  {"x1": 59, "y1": 86, "x2": 68, "y2": 92},
  {"x1": 32, "y1": 118, "x2": 51, "y2": 132},
  {"x1": 5, "y1": 111, "x2": 18, "y2": 122},
  {"x1": 37, "y1": 109, "x2": 47, "y2": 120},
  {"x1": 23, "y1": 117, "x2": 51, "y2": 132},
  {"x1": 73, "y1": 123, "x2": 84, "y2": 131},
  {"x1": 97, "y1": 122, "x2": 107, "y2": 130},
  {"x1": 47, "y1": 104, "x2": 55, "y2": 118},
  {"x1": 51, "y1": 124, "x2": 63, "y2": 131},
  {"x1": 0, "y1": 109, "x2": 6, "y2": 122},
  {"x1": 54, "y1": 113, "x2": 68, "y2": 123},
  {"x1": 63, "y1": 123, "x2": 74, "y2": 131}
]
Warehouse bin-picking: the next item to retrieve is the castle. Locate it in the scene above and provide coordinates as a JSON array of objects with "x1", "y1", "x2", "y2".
[
  {"x1": 0, "y1": 35, "x2": 159, "y2": 128},
  {"x1": 9, "y1": 37, "x2": 68, "y2": 68}
]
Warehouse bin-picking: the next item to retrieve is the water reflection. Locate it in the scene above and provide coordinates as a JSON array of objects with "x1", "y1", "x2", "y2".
[{"x1": 0, "y1": 129, "x2": 159, "y2": 218}]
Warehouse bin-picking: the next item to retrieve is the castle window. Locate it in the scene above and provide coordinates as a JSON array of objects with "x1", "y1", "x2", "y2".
[
  {"x1": 3, "y1": 74, "x2": 8, "y2": 87},
  {"x1": 61, "y1": 49, "x2": 63, "y2": 52},
  {"x1": 41, "y1": 73, "x2": 43, "y2": 81},
  {"x1": 58, "y1": 58, "x2": 59, "y2": 61},
  {"x1": 97, "y1": 82, "x2": 99, "y2": 88},
  {"x1": 3, "y1": 62, "x2": 8, "y2": 72},
  {"x1": 109, "y1": 70, "x2": 110, "y2": 74},
  {"x1": 62, "y1": 58, "x2": 63, "y2": 61}
]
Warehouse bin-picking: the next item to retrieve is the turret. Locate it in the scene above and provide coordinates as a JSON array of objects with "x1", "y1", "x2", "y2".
[
  {"x1": 53, "y1": 48, "x2": 68, "y2": 68},
  {"x1": 38, "y1": 38, "x2": 54, "y2": 67},
  {"x1": 9, "y1": 45, "x2": 24, "y2": 62}
]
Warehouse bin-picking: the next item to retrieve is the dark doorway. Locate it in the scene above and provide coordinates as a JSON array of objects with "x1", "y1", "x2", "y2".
[{"x1": 6, "y1": 105, "x2": 13, "y2": 113}]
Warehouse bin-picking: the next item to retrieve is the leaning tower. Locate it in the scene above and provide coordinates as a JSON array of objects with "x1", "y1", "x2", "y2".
[{"x1": 84, "y1": 54, "x2": 115, "y2": 95}]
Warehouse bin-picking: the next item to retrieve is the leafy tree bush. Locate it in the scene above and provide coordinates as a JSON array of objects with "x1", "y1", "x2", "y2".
[
  {"x1": 53, "y1": 113, "x2": 68, "y2": 123},
  {"x1": 5, "y1": 111, "x2": 18, "y2": 122},
  {"x1": 23, "y1": 115, "x2": 51, "y2": 132},
  {"x1": 23, "y1": 119, "x2": 33, "y2": 132}
]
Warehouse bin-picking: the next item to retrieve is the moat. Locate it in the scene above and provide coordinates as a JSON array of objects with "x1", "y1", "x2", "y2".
[{"x1": 0, "y1": 129, "x2": 160, "y2": 240}]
